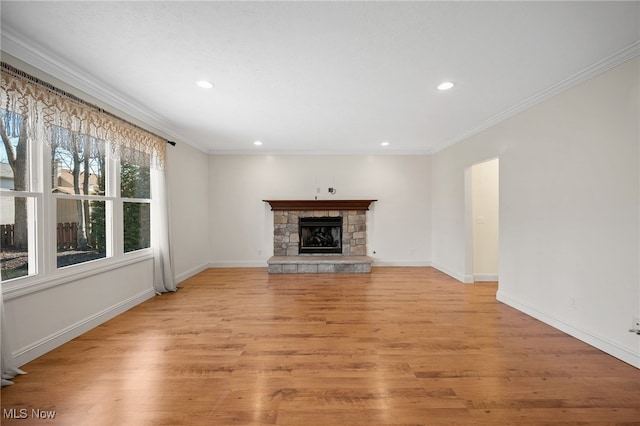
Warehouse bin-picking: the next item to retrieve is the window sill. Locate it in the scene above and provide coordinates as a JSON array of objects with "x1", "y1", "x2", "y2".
[{"x1": 2, "y1": 250, "x2": 154, "y2": 301}]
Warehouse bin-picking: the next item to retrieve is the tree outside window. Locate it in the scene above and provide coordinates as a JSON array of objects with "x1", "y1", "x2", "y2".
[
  {"x1": 121, "y1": 151, "x2": 151, "y2": 253},
  {"x1": 52, "y1": 129, "x2": 107, "y2": 268},
  {"x1": 0, "y1": 110, "x2": 33, "y2": 280}
]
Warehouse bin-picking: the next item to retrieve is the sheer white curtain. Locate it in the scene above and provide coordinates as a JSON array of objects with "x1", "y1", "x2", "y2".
[
  {"x1": 151, "y1": 168, "x2": 176, "y2": 293},
  {"x1": 1, "y1": 290, "x2": 26, "y2": 387}
]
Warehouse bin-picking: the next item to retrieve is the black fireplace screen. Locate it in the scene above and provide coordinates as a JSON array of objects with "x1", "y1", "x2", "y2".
[{"x1": 299, "y1": 216, "x2": 343, "y2": 254}]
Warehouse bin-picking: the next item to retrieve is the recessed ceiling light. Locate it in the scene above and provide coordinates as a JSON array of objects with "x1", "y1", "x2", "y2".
[
  {"x1": 437, "y1": 81, "x2": 454, "y2": 91},
  {"x1": 381, "y1": 141, "x2": 390, "y2": 146},
  {"x1": 196, "y1": 80, "x2": 214, "y2": 89},
  {"x1": 254, "y1": 140, "x2": 263, "y2": 146}
]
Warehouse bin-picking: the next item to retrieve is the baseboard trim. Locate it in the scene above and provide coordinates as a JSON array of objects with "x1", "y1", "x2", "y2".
[
  {"x1": 12, "y1": 288, "x2": 155, "y2": 367},
  {"x1": 474, "y1": 273, "x2": 499, "y2": 282},
  {"x1": 431, "y1": 262, "x2": 474, "y2": 283},
  {"x1": 371, "y1": 260, "x2": 432, "y2": 267},
  {"x1": 175, "y1": 262, "x2": 211, "y2": 284},
  {"x1": 496, "y1": 290, "x2": 640, "y2": 369},
  {"x1": 208, "y1": 261, "x2": 268, "y2": 268}
]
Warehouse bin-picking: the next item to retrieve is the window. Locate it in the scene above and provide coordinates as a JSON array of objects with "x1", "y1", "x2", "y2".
[
  {"x1": 1, "y1": 109, "x2": 36, "y2": 280},
  {"x1": 121, "y1": 151, "x2": 151, "y2": 253},
  {"x1": 0, "y1": 196, "x2": 36, "y2": 280},
  {"x1": 123, "y1": 202, "x2": 150, "y2": 253},
  {"x1": 1, "y1": 62, "x2": 166, "y2": 284},
  {"x1": 52, "y1": 131, "x2": 108, "y2": 267}
]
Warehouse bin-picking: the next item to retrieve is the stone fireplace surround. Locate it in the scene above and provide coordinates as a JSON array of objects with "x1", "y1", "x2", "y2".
[{"x1": 263, "y1": 200, "x2": 376, "y2": 273}]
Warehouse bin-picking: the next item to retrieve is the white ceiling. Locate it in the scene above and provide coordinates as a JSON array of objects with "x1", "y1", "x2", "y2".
[{"x1": 1, "y1": 1, "x2": 639, "y2": 154}]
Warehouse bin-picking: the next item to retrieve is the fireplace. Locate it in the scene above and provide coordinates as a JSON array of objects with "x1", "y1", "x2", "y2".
[
  {"x1": 299, "y1": 216, "x2": 342, "y2": 254},
  {"x1": 263, "y1": 199, "x2": 376, "y2": 258},
  {"x1": 263, "y1": 200, "x2": 376, "y2": 273}
]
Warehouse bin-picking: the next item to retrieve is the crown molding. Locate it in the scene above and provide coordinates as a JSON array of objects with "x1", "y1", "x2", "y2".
[
  {"x1": 207, "y1": 148, "x2": 432, "y2": 156},
  {"x1": 432, "y1": 41, "x2": 640, "y2": 154},
  {"x1": 1, "y1": 26, "x2": 208, "y2": 154}
]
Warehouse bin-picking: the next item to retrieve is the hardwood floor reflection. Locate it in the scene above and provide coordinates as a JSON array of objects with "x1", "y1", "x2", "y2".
[{"x1": 2, "y1": 267, "x2": 639, "y2": 425}]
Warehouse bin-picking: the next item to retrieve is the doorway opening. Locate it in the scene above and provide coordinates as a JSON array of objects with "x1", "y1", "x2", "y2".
[{"x1": 466, "y1": 158, "x2": 499, "y2": 283}]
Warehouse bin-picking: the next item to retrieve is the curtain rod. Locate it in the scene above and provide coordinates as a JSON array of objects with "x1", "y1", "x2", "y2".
[{"x1": 1, "y1": 61, "x2": 176, "y2": 146}]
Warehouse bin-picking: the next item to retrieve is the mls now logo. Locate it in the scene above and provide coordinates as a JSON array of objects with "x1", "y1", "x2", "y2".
[{"x1": 3, "y1": 408, "x2": 57, "y2": 419}]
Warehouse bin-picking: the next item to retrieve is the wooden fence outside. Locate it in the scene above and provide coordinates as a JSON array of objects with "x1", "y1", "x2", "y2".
[
  {"x1": 0, "y1": 224, "x2": 15, "y2": 248},
  {"x1": 57, "y1": 222, "x2": 79, "y2": 250},
  {"x1": 1, "y1": 223, "x2": 81, "y2": 250}
]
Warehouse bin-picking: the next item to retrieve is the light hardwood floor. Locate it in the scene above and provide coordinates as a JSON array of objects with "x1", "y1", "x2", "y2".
[{"x1": 2, "y1": 267, "x2": 640, "y2": 425}]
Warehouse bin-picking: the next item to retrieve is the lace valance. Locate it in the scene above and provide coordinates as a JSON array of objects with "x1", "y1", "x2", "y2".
[{"x1": 1, "y1": 62, "x2": 166, "y2": 169}]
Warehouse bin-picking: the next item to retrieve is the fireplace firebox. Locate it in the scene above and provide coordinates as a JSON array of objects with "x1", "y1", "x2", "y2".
[{"x1": 299, "y1": 217, "x2": 343, "y2": 254}]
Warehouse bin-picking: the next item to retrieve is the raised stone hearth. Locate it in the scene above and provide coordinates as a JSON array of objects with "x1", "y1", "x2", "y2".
[
  {"x1": 267, "y1": 255, "x2": 373, "y2": 274},
  {"x1": 263, "y1": 199, "x2": 376, "y2": 274}
]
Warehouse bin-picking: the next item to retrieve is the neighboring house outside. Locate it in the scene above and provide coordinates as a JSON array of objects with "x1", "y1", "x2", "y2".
[
  {"x1": 0, "y1": 162, "x2": 13, "y2": 190},
  {"x1": 53, "y1": 162, "x2": 100, "y2": 224},
  {"x1": 1, "y1": 161, "x2": 99, "y2": 225}
]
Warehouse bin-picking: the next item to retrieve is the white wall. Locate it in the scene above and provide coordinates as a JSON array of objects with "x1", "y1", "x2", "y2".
[
  {"x1": 4, "y1": 259, "x2": 155, "y2": 366},
  {"x1": 471, "y1": 158, "x2": 499, "y2": 280},
  {"x1": 208, "y1": 155, "x2": 431, "y2": 266},
  {"x1": 166, "y1": 142, "x2": 211, "y2": 282},
  {"x1": 431, "y1": 58, "x2": 639, "y2": 367}
]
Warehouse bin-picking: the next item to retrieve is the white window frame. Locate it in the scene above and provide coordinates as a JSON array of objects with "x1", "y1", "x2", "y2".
[{"x1": 2, "y1": 132, "x2": 154, "y2": 298}]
